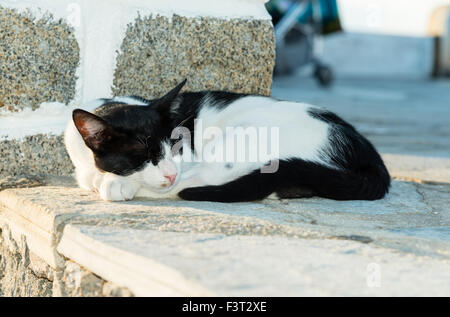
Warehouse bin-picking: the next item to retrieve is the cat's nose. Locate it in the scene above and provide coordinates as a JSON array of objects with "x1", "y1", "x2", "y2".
[{"x1": 164, "y1": 174, "x2": 177, "y2": 185}]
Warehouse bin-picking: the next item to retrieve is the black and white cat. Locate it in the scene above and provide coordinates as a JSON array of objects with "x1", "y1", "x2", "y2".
[{"x1": 65, "y1": 80, "x2": 390, "y2": 202}]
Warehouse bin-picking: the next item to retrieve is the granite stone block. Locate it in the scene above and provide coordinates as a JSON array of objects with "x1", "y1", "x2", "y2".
[
  {"x1": 0, "y1": 7, "x2": 79, "y2": 111},
  {"x1": 113, "y1": 15, "x2": 275, "y2": 98}
]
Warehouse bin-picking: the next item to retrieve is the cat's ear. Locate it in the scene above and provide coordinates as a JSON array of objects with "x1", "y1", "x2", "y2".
[
  {"x1": 161, "y1": 79, "x2": 187, "y2": 103},
  {"x1": 72, "y1": 109, "x2": 115, "y2": 152},
  {"x1": 154, "y1": 79, "x2": 187, "y2": 111}
]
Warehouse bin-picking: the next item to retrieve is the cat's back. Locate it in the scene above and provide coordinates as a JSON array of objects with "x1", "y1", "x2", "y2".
[{"x1": 189, "y1": 92, "x2": 330, "y2": 163}]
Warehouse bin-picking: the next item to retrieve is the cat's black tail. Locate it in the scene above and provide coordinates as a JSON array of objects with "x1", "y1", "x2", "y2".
[
  {"x1": 178, "y1": 158, "x2": 391, "y2": 203},
  {"x1": 275, "y1": 158, "x2": 391, "y2": 201}
]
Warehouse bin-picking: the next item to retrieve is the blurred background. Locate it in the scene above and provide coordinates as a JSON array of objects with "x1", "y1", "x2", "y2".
[{"x1": 268, "y1": 0, "x2": 450, "y2": 165}]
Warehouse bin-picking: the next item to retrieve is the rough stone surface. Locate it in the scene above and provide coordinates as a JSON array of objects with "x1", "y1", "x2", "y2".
[
  {"x1": 113, "y1": 15, "x2": 275, "y2": 98},
  {"x1": 0, "y1": 7, "x2": 79, "y2": 112},
  {"x1": 102, "y1": 281, "x2": 134, "y2": 297},
  {"x1": 1, "y1": 177, "x2": 449, "y2": 296},
  {"x1": 0, "y1": 135, "x2": 73, "y2": 178},
  {"x1": 60, "y1": 260, "x2": 132, "y2": 297},
  {"x1": 0, "y1": 221, "x2": 133, "y2": 297},
  {"x1": 0, "y1": 227, "x2": 53, "y2": 297},
  {"x1": 0, "y1": 175, "x2": 43, "y2": 191}
]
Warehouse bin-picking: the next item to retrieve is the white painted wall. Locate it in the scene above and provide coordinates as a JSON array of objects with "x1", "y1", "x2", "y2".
[
  {"x1": 338, "y1": 0, "x2": 450, "y2": 36},
  {"x1": 320, "y1": 33, "x2": 434, "y2": 79}
]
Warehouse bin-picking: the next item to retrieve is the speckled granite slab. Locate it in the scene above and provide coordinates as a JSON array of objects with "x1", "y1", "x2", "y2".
[
  {"x1": 0, "y1": 135, "x2": 73, "y2": 178},
  {"x1": 113, "y1": 15, "x2": 275, "y2": 99},
  {"x1": 0, "y1": 7, "x2": 79, "y2": 112}
]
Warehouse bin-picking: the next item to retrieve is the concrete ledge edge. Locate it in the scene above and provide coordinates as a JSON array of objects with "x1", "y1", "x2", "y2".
[{"x1": 57, "y1": 224, "x2": 213, "y2": 296}]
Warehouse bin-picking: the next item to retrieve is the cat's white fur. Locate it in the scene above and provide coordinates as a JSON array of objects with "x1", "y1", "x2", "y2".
[{"x1": 65, "y1": 95, "x2": 330, "y2": 201}]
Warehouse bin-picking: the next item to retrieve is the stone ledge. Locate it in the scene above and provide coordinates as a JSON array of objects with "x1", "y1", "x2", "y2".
[
  {"x1": 58, "y1": 224, "x2": 211, "y2": 296},
  {"x1": 0, "y1": 221, "x2": 132, "y2": 297},
  {"x1": 1, "y1": 179, "x2": 449, "y2": 296}
]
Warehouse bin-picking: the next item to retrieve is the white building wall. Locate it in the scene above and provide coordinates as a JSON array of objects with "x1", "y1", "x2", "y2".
[{"x1": 338, "y1": 0, "x2": 450, "y2": 36}]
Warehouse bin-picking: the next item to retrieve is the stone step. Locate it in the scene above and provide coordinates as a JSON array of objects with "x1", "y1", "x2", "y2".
[{"x1": 1, "y1": 177, "x2": 449, "y2": 296}]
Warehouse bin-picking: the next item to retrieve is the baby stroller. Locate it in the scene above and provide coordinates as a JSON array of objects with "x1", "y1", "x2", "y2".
[{"x1": 266, "y1": 0, "x2": 342, "y2": 86}]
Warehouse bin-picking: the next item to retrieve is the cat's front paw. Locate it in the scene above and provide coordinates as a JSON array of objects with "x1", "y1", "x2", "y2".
[{"x1": 99, "y1": 174, "x2": 138, "y2": 201}]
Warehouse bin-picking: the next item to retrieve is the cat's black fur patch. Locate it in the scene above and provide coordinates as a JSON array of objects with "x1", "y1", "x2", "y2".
[
  {"x1": 73, "y1": 109, "x2": 153, "y2": 175},
  {"x1": 171, "y1": 91, "x2": 250, "y2": 152},
  {"x1": 276, "y1": 186, "x2": 316, "y2": 199}
]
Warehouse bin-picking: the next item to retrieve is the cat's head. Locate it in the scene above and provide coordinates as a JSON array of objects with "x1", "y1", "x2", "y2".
[{"x1": 72, "y1": 80, "x2": 186, "y2": 192}]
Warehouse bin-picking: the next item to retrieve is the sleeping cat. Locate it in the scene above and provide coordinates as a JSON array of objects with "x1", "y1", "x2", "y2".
[{"x1": 64, "y1": 79, "x2": 390, "y2": 202}]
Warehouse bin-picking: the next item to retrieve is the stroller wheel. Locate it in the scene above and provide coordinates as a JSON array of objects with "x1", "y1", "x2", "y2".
[{"x1": 314, "y1": 64, "x2": 334, "y2": 87}]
